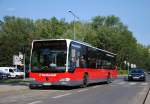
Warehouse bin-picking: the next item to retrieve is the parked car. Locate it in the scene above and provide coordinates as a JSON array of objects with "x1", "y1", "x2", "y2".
[
  {"x1": 0, "y1": 67, "x2": 24, "y2": 78},
  {"x1": 17, "y1": 66, "x2": 29, "y2": 78},
  {"x1": 128, "y1": 68, "x2": 146, "y2": 81},
  {"x1": 0, "y1": 71, "x2": 10, "y2": 79}
]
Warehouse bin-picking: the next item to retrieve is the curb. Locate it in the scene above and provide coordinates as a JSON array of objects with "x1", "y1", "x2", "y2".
[
  {"x1": 130, "y1": 86, "x2": 149, "y2": 104},
  {"x1": 144, "y1": 87, "x2": 150, "y2": 104}
]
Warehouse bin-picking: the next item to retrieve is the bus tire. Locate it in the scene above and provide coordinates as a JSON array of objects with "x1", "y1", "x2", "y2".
[
  {"x1": 81, "y1": 74, "x2": 88, "y2": 88},
  {"x1": 29, "y1": 84, "x2": 36, "y2": 89}
]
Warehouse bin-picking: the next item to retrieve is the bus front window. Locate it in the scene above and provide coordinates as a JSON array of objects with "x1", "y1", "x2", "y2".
[{"x1": 31, "y1": 40, "x2": 67, "y2": 73}]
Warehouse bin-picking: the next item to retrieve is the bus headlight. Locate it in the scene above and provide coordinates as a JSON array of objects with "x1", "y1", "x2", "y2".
[
  {"x1": 141, "y1": 75, "x2": 144, "y2": 77},
  {"x1": 60, "y1": 78, "x2": 70, "y2": 82}
]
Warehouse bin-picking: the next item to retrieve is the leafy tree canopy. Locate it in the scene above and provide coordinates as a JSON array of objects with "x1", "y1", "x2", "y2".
[{"x1": 0, "y1": 16, "x2": 149, "y2": 71}]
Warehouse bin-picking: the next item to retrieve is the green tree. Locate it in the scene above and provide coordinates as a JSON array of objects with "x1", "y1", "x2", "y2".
[
  {"x1": 0, "y1": 15, "x2": 149, "y2": 71},
  {"x1": 0, "y1": 16, "x2": 35, "y2": 66}
]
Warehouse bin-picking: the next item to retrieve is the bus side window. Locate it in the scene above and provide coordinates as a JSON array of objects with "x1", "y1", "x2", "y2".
[
  {"x1": 69, "y1": 43, "x2": 81, "y2": 71},
  {"x1": 87, "y1": 47, "x2": 97, "y2": 69},
  {"x1": 80, "y1": 55, "x2": 87, "y2": 68},
  {"x1": 101, "y1": 59, "x2": 114, "y2": 69},
  {"x1": 79, "y1": 45, "x2": 87, "y2": 68},
  {"x1": 96, "y1": 52, "x2": 102, "y2": 69},
  {"x1": 70, "y1": 48, "x2": 76, "y2": 70},
  {"x1": 71, "y1": 48, "x2": 80, "y2": 68},
  {"x1": 76, "y1": 51, "x2": 80, "y2": 67},
  {"x1": 96, "y1": 59, "x2": 102, "y2": 69}
]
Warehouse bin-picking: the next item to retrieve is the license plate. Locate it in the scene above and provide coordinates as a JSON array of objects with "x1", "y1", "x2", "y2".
[
  {"x1": 43, "y1": 83, "x2": 52, "y2": 86},
  {"x1": 133, "y1": 77, "x2": 139, "y2": 79}
]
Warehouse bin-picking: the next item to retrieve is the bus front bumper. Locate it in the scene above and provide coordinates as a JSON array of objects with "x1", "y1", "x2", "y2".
[{"x1": 29, "y1": 80, "x2": 82, "y2": 88}]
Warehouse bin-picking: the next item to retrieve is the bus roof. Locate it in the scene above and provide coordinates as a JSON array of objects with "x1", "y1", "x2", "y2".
[{"x1": 32, "y1": 39, "x2": 116, "y2": 56}]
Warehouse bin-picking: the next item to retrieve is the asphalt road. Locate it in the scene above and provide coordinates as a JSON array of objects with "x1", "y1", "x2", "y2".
[{"x1": 0, "y1": 75, "x2": 150, "y2": 104}]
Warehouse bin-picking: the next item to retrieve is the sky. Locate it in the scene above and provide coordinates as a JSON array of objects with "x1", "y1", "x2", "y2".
[{"x1": 0, "y1": 0, "x2": 150, "y2": 46}]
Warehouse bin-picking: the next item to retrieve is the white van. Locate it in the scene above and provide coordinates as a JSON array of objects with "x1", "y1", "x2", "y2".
[{"x1": 0, "y1": 67, "x2": 24, "y2": 78}]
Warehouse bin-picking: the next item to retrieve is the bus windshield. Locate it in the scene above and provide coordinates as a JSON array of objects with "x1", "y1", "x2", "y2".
[{"x1": 31, "y1": 40, "x2": 67, "y2": 73}]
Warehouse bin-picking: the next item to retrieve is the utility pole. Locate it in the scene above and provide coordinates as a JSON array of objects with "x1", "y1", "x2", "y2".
[{"x1": 23, "y1": 52, "x2": 26, "y2": 80}]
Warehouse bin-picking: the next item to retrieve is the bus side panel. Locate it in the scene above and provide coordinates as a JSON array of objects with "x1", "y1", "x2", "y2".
[{"x1": 72, "y1": 68, "x2": 105, "y2": 81}]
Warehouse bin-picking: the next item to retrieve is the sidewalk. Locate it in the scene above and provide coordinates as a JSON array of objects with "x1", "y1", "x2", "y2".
[
  {"x1": 0, "y1": 84, "x2": 28, "y2": 93},
  {"x1": 0, "y1": 78, "x2": 31, "y2": 93},
  {"x1": 145, "y1": 88, "x2": 150, "y2": 104}
]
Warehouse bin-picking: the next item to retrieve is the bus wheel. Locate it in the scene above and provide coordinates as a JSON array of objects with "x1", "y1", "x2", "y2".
[
  {"x1": 106, "y1": 74, "x2": 112, "y2": 84},
  {"x1": 29, "y1": 84, "x2": 37, "y2": 89},
  {"x1": 81, "y1": 74, "x2": 88, "y2": 88}
]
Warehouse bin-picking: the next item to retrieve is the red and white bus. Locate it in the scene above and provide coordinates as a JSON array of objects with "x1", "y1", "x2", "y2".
[{"x1": 29, "y1": 39, "x2": 118, "y2": 88}]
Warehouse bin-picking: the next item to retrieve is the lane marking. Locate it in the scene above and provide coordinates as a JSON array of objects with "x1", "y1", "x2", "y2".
[
  {"x1": 141, "y1": 83, "x2": 148, "y2": 86},
  {"x1": 52, "y1": 93, "x2": 72, "y2": 99},
  {"x1": 129, "y1": 82, "x2": 136, "y2": 85},
  {"x1": 28, "y1": 101, "x2": 42, "y2": 104},
  {"x1": 113, "y1": 80, "x2": 122, "y2": 83},
  {"x1": 138, "y1": 86, "x2": 145, "y2": 88},
  {"x1": 110, "y1": 84, "x2": 118, "y2": 87},
  {"x1": 77, "y1": 89, "x2": 88, "y2": 92},
  {"x1": 92, "y1": 86, "x2": 100, "y2": 88},
  {"x1": 117, "y1": 82, "x2": 125, "y2": 85}
]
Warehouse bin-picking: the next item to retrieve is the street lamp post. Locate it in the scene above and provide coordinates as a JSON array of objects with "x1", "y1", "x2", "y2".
[{"x1": 68, "y1": 10, "x2": 79, "y2": 40}]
